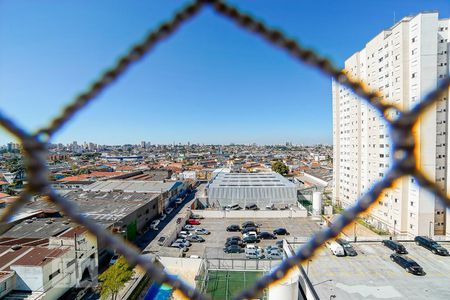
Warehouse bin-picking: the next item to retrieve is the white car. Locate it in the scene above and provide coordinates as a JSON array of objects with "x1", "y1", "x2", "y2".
[
  {"x1": 178, "y1": 231, "x2": 190, "y2": 239},
  {"x1": 194, "y1": 228, "x2": 210, "y2": 235},
  {"x1": 243, "y1": 231, "x2": 258, "y2": 239},
  {"x1": 327, "y1": 241, "x2": 345, "y2": 257},
  {"x1": 245, "y1": 245, "x2": 264, "y2": 259},
  {"x1": 150, "y1": 220, "x2": 160, "y2": 230}
]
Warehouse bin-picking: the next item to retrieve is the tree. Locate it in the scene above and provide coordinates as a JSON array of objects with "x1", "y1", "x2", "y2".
[
  {"x1": 271, "y1": 161, "x2": 289, "y2": 175},
  {"x1": 98, "y1": 256, "x2": 134, "y2": 300}
]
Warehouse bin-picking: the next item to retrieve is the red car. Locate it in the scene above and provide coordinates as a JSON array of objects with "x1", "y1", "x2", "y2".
[{"x1": 186, "y1": 219, "x2": 201, "y2": 225}]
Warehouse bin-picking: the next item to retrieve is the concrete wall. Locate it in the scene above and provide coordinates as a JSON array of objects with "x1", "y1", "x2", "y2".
[
  {"x1": 190, "y1": 209, "x2": 308, "y2": 219},
  {"x1": 0, "y1": 272, "x2": 15, "y2": 298}
]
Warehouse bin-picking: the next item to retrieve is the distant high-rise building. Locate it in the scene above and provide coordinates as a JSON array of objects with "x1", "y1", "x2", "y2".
[{"x1": 333, "y1": 12, "x2": 450, "y2": 236}]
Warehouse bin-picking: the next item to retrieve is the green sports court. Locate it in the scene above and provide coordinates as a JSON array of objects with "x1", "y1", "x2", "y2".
[{"x1": 204, "y1": 270, "x2": 267, "y2": 300}]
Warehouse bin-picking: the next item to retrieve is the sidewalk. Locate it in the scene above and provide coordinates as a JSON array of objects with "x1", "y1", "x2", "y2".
[{"x1": 341, "y1": 220, "x2": 379, "y2": 238}]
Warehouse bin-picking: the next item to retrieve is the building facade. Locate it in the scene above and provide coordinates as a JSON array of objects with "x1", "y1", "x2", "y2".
[{"x1": 333, "y1": 12, "x2": 450, "y2": 236}]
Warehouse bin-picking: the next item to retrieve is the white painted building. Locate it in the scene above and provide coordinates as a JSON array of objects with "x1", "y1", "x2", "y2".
[{"x1": 333, "y1": 12, "x2": 450, "y2": 236}]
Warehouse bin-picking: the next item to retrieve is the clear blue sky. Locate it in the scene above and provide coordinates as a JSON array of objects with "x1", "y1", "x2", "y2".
[{"x1": 0, "y1": 1, "x2": 449, "y2": 145}]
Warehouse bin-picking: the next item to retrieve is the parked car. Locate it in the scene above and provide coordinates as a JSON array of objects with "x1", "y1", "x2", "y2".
[
  {"x1": 226, "y1": 236, "x2": 242, "y2": 242},
  {"x1": 414, "y1": 236, "x2": 449, "y2": 256},
  {"x1": 191, "y1": 214, "x2": 204, "y2": 219},
  {"x1": 186, "y1": 235, "x2": 205, "y2": 243},
  {"x1": 230, "y1": 204, "x2": 242, "y2": 210},
  {"x1": 265, "y1": 245, "x2": 280, "y2": 252},
  {"x1": 243, "y1": 234, "x2": 259, "y2": 244},
  {"x1": 109, "y1": 254, "x2": 119, "y2": 266},
  {"x1": 226, "y1": 224, "x2": 241, "y2": 232},
  {"x1": 242, "y1": 227, "x2": 259, "y2": 234},
  {"x1": 194, "y1": 228, "x2": 210, "y2": 235},
  {"x1": 273, "y1": 228, "x2": 289, "y2": 235},
  {"x1": 243, "y1": 231, "x2": 258, "y2": 238},
  {"x1": 265, "y1": 204, "x2": 276, "y2": 210},
  {"x1": 382, "y1": 240, "x2": 408, "y2": 254},
  {"x1": 150, "y1": 220, "x2": 160, "y2": 230},
  {"x1": 336, "y1": 239, "x2": 357, "y2": 256},
  {"x1": 266, "y1": 249, "x2": 283, "y2": 259},
  {"x1": 183, "y1": 225, "x2": 197, "y2": 231},
  {"x1": 224, "y1": 245, "x2": 244, "y2": 253},
  {"x1": 242, "y1": 221, "x2": 257, "y2": 228},
  {"x1": 245, "y1": 204, "x2": 259, "y2": 210},
  {"x1": 165, "y1": 207, "x2": 174, "y2": 215},
  {"x1": 178, "y1": 231, "x2": 190, "y2": 239},
  {"x1": 225, "y1": 239, "x2": 244, "y2": 247},
  {"x1": 174, "y1": 238, "x2": 190, "y2": 247},
  {"x1": 171, "y1": 243, "x2": 188, "y2": 252},
  {"x1": 157, "y1": 236, "x2": 167, "y2": 246},
  {"x1": 186, "y1": 219, "x2": 201, "y2": 225},
  {"x1": 326, "y1": 241, "x2": 345, "y2": 257},
  {"x1": 390, "y1": 254, "x2": 425, "y2": 275},
  {"x1": 245, "y1": 245, "x2": 264, "y2": 259},
  {"x1": 259, "y1": 232, "x2": 277, "y2": 240}
]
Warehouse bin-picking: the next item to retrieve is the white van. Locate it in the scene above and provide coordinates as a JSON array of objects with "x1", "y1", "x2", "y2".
[
  {"x1": 245, "y1": 245, "x2": 264, "y2": 259},
  {"x1": 327, "y1": 241, "x2": 345, "y2": 256}
]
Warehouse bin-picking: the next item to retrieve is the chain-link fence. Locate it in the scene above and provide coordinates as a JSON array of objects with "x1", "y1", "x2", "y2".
[{"x1": 1, "y1": 1, "x2": 449, "y2": 299}]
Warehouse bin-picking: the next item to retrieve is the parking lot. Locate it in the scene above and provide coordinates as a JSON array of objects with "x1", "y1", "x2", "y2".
[
  {"x1": 301, "y1": 241, "x2": 450, "y2": 299},
  {"x1": 182, "y1": 217, "x2": 322, "y2": 258}
]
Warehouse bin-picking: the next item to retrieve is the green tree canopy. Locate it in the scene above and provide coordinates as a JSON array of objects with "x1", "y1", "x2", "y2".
[
  {"x1": 271, "y1": 161, "x2": 289, "y2": 175},
  {"x1": 98, "y1": 256, "x2": 134, "y2": 300}
]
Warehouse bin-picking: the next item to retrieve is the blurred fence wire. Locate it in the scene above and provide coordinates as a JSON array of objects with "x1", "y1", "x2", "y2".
[{"x1": 0, "y1": 1, "x2": 449, "y2": 299}]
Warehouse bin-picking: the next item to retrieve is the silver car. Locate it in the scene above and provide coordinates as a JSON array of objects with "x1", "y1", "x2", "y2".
[
  {"x1": 194, "y1": 228, "x2": 210, "y2": 235},
  {"x1": 184, "y1": 225, "x2": 197, "y2": 231},
  {"x1": 171, "y1": 242, "x2": 188, "y2": 252},
  {"x1": 266, "y1": 249, "x2": 283, "y2": 259},
  {"x1": 175, "y1": 238, "x2": 191, "y2": 247},
  {"x1": 186, "y1": 235, "x2": 205, "y2": 243}
]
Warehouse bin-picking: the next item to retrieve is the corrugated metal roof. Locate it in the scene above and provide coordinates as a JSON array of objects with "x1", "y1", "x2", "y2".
[
  {"x1": 82, "y1": 180, "x2": 182, "y2": 193},
  {"x1": 207, "y1": 172, "x2": 297, "y2": 207}
]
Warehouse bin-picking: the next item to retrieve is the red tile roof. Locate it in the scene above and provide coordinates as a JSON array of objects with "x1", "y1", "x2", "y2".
[
  {"x1": 0, "y1": 192, "x2": 10, "y2": 198},
  {"x1": 59, "y1": 226, "x2": 87, "y2": 238},
  {"x1": 12, "y1": 247, "x2": 69, "y2": 267},
  {"x1": 57, "y1": 171, "x2": 124, "y2": 182}
]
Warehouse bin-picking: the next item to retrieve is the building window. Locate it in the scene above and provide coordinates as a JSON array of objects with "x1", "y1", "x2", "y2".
[
  {"x1": 67, "y1": 259, "x2": 76, "y2": 268},
  {"x1": 49, "y1": 269, "x2": 61, "y2": 281}
]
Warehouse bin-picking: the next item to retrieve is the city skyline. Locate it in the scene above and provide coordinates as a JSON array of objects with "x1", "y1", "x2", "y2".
[{"x1": 1, "y1": 1, "x2": 449, "y2": 145}]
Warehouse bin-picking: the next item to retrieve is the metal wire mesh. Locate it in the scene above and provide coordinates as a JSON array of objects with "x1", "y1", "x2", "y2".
[{"x1": 0, "y1": 1, "x2": 449, "y2": 299}]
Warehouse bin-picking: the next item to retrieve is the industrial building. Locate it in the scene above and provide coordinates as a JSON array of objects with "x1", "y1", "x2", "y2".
[
  {"x1": 333, "y1": 12, "x2": 450, "y2": 236},
  {"x1": 206, "y1": 172, "x2": 297, "y2": 208}
]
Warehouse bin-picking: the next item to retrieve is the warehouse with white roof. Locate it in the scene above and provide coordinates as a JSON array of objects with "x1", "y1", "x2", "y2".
[{"x1": 206, "y1": 172, "x2": 298, "y2": 208}]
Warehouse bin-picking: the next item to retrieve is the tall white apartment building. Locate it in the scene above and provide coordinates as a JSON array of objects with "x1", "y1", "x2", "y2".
[{"x1": 333, "y1": 12, "x2": 449, "y2": 237}]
